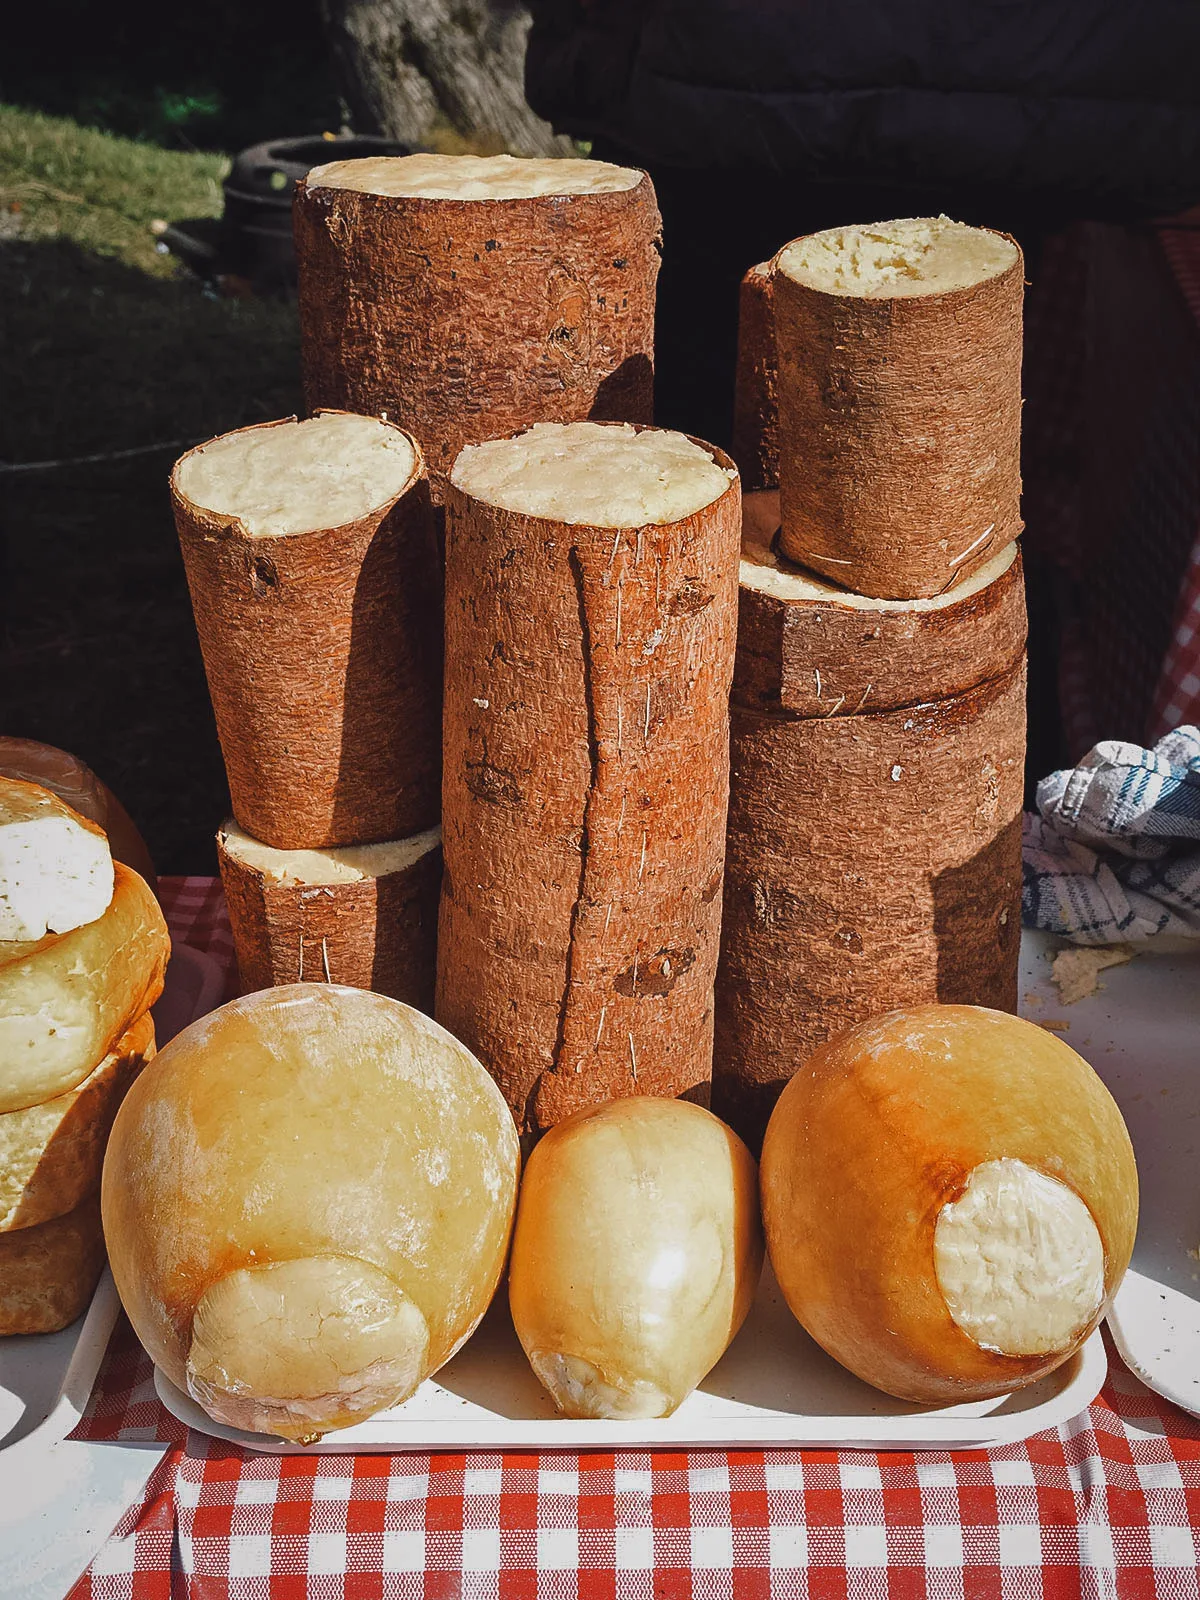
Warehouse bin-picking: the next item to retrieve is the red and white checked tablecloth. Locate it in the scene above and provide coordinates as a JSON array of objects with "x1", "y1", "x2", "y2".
[{"x1": 67, "y1": 878, "x2": 1200, "y2": 1599}]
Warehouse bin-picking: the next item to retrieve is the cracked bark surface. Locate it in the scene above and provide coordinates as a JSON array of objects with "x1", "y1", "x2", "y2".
[{"x1": 436, "y1": 443, "x2": 741, "y2": 1140}]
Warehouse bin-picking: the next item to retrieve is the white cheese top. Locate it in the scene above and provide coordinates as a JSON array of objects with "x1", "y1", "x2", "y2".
[
  {"x1": 306, "y1": 153, "x2": 642, "y2": 201},
  {"x1": 778, "y1": 217, "x2": 1017, "y2": 298}
]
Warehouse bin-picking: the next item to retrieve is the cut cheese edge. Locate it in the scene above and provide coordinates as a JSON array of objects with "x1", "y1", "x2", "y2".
[
  {"x1": 778, "y1": 217, "x2": 1018, "y2": 299},
  {"x1": 0, "y1": 778, "x2": 113, "y2": 942},
  {"x1": 740, "y1": 535, "x2": 1017, "y2": 610},
  {"x1": 174, "y1": 414, "x2": 418, "y2": 538},
  {"x1": 219, "y1": 820, "x2": 441, "y2": 887},
  {"x1": 452, "y1": 422, "x2": 736, "y2": 528},
  {"x1": 306, "y1": 152, "x2": 642, "y2": 201},
  {"x1": 934, "y1": 1158, "x2": 1105, "y2": 1356}
]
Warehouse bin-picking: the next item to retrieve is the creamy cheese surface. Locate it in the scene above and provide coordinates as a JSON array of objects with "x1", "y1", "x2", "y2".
[
  {"x1": 778, "y1": 217, "x2": 1017, "y2": 298},
  {"x1": 934, "y1": 1158, "x2": 1105, "y2": 1356},
  {"x1": 220, "y1": 821, "x2": 440, "y2": 887},
  {"x1": 175, "y1": 414, "x2": 417, "y2": 538},
  {"x1": 740, "y1": 532, "x2": 1016, "y2": 610},
  {"x1": 452, "y1": 422, "x2": 736, "y2": 528},
  {"x1": 307, "y1": 153, "x2": 642, "y2": 201}
]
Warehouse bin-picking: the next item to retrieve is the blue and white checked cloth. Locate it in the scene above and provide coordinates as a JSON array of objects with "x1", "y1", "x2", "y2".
[{"x1": 1022, "y1": 725, "x2": 1200, "y2": 943}]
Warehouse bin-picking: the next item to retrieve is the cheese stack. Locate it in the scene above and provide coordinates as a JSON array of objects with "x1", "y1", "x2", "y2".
[
  {"x1": 171, "y1": 412, "x2": 444, "y2": 1006},
  {"x1": 714, "y1": 221, "x2": 1027, "y2": 1149},
  {"x1": 0, "y1": 777, "x2": 168, "y2": 1334}
]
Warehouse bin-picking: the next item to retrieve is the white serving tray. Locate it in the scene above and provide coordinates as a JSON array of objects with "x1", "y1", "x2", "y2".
[
  {"x1": 0, "y1": 943, "x2": 225, "y2": 1459},
  {"x1": 155, "y1": 1262, "x2": 1107, "y2": 1455},
  {"x1": 1018, "y1": 932, "x2": 1200, "y2": 1420}
]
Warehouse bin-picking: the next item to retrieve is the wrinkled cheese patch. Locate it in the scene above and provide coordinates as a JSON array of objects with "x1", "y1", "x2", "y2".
[
  {"x1": 529, "y1": 1351, "x2": 672, "y2": 1421},
  {"x1": 220, "y1": 820, "x2": 440, "y2": 887},
  {"x1": 778, "y1": 217, "x2": 1017, "y2": 298},
  {"x1": 452, "y1": 422, "x2": 735, "y2": 527},
  {"x1": 741, "y1": 534, "x2": 1016, "y2": 610},
  {"x1": 0, "y1": 783, "x2": 113, "y2": 942},
  {"x1": 934, "y1": 1158, "x2": 1104, "y2": 1356},
  {"x1": 307, "y1": 152, "x2": 642, "y2": 201},
  {"x1": 175, "y1": 414, "x2": 417, "y2": 538}
]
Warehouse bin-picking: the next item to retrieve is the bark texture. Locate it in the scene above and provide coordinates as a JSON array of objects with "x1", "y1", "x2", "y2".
[
  {"x1": 218, "y1": 829, "x2": 441, "y2": 1011},
  {"x1": 172, "y1": 416, "x2": 443, "y2": 851},
  {"x1": 318, "y1": 0, "x2": 571, "y2": 158},
  {"x1": 775, "y1": 238, "x2": 1024, "y2": 598},
  {"x1": 713, "y1": 556, "x2": 1027, "y2": 1151},
  {"x1": 735, "y1": 546, "x2": 1027, "y2": 719},
  {"x1": 437, "y1": 443, "x2": 742, "y2": 1140},
  {"x1": 731, "y1": 263, "x2": 779, "y2": 492},
  {"x1": 294, "y1": 177, "x2": 661, "y2": 499}
]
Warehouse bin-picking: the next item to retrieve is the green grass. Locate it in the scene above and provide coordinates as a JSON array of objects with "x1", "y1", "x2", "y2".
[{"x1": 1, "y1": 105, "x2": 302, "y2": 871}]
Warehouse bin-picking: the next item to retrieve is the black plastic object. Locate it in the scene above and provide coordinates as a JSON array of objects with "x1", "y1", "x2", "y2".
[{"x1": 220, "y1": 134, "x2": 412, "y2": 291}]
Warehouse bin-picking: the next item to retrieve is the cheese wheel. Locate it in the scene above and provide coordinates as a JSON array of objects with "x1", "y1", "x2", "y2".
[
  {"x1": 0, "y1": 1012, "x2": 154, "y2": 1232},
  {"x1": 102, "y1": 984, "x2": 520, "y2": 1442},
  {"x1": 0, "y1": 862, "x2": 168, "y2": 1113},
  {"x1": 759, "y1": 1005, "x2": 1138, "y2": 1403},
  {"x1": 509, "y1": 1097, "x2": 762, "y2": 1418},
  {"x1": 0, "y1": 776, "x2": 113, "y2": 943},
  {"x1": 0, "y1": 1196, "x2": 106, "y2": 1336},
  {"x1": 0, "y1": 738, "x2": 156, "y2": 891}
]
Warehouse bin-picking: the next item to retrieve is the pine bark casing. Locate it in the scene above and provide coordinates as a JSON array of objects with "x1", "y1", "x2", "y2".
[
  {"x1": 172, "y1": 415, "x2": 443, "y2": 851},
  {"x1": 731, "y1": 262, "x2": 779, "y2": 492},
  {"x1": 293, "y1": 176, "x2": 661, "y2": 498},
  {"x1": 714, "y1": 554, "x2": 1027, "y2": 1151},
  {"x1": 217, "y1": 827, "x2": 442, "y2": 1010},
  {"x1": 775, "y1": 237, "x2": 1024, "y2": 599},
  {"x1": 437, "y1": 442, "x2": 742, "y2": 1139}
]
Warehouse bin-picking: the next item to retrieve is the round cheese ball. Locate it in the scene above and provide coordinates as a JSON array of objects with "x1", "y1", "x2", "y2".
[
  {"x1": 509, "y1": 1097, "x2": 763, "y2": 1419},
  {"x1": 760, "y1": 1005, "x2": 1138, "y2": 1404},
  {"x1": 102, "y1": 984, "x2": 520, "y2": 1440}
]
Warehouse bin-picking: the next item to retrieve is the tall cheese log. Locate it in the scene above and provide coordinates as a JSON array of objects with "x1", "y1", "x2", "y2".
[
  {"x1": 218, "y1": 822, "x2": 441, "y2": 1010},
  {"x1": 172, "y1": 412, "x2": 442, "y2": 851},
  {"x1": 294, "y1": 154, "x2": 661, "y2": 499},
  {"x1": 775, "y1": 218, "x2": 1023, "y2": 599},
  {"x1": 731, "y1": 261, "x2": 778, "y2": 492},
  {"x1": 713, "y1": 536, "x2": 1027, "y2": 1150},
  {"x1": 437, "y1": 423, "x2": 741, "y2": 1139}
]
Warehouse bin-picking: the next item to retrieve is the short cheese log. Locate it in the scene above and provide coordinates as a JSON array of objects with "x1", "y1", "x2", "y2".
[
  {"x1": 775, "y1": 218, "x2": 1023, "y2": 599},
  {"x1": 731, "y1": 261, "x2": 778, "y2": 493},
  {"x1": 437, "y1": 423, "x2": 741, "y2": 1138},
  {"x1": 509, "y1": 1097, "x2": 762, "y2": 1418},
  {"x1": 0, "y1": 776, "x2": 113, "y2": 943},
  {"x1": 294, "y1": 154, "x2": 661, "y2": 498},
  {"x1": 0, "y1": 738, "x2": 156, "y2": 891},
  {"x1": 0, "y1": 1195, "x2": 106, "y2": 1336},
  {"x1": 102, "y1": 984, "x2": 520, "y2": 1442},
  {"x1": 172, "y1": 412, "x2": 442, "y2": 850},
  {"x1": 713, "y1": 535, "x2": 1027, "y2": 1149},
  {"x1": 218, "y1": 820, "x2": 441, "y2": 1009},
  {"x1": 0, "y1": 1012, "x2": 154, "y2": 1233},
  {"x1": 760, "y1": 1005, "x2": 1138, "y2": 1403},
  {"x1": 0, "y1": 862, "x2": 168, "y2": 1114}
]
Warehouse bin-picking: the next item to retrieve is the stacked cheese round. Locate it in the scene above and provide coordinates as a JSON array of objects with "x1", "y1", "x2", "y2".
[{"x1": 0, "y1": 775, "x2": 168, "y2": 1334}]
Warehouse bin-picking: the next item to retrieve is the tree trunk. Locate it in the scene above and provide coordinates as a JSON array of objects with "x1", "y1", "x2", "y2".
[{"x1": 318, "y1": 0, "x2": 573, "y2": 158}]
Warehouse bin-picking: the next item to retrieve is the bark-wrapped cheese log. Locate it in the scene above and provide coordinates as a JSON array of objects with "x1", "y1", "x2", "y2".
[
  {"x1": 731, "y1": 261, "x2": 778, "y2": 493},
  {"x1": 0, "y1": 1013, "x2": 154, "y2": 1234},
  {"x1": 294, "y1": 154, "x2": 661, "y2": 498},
  {"x1": 775, "y1": 218, "x2": 1023, "y2": 599},
  {"x1": 172, "y1": 412, "x2": 442, "y2": 850},
  {"x1": 713, "y1": 533, "x2": 1027, "y2": 1149},
  {"x1": 218, "y1": 820, "x2": 441, "y2": 1010},
  {"x1": 438, "y1": 422, "x2": 741, "y2": 1139}
]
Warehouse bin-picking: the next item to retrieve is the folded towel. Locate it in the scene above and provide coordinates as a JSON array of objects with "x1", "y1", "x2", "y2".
[{"x1": 1021, "y1": 726, "x2": 1200, "y2": 944}]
